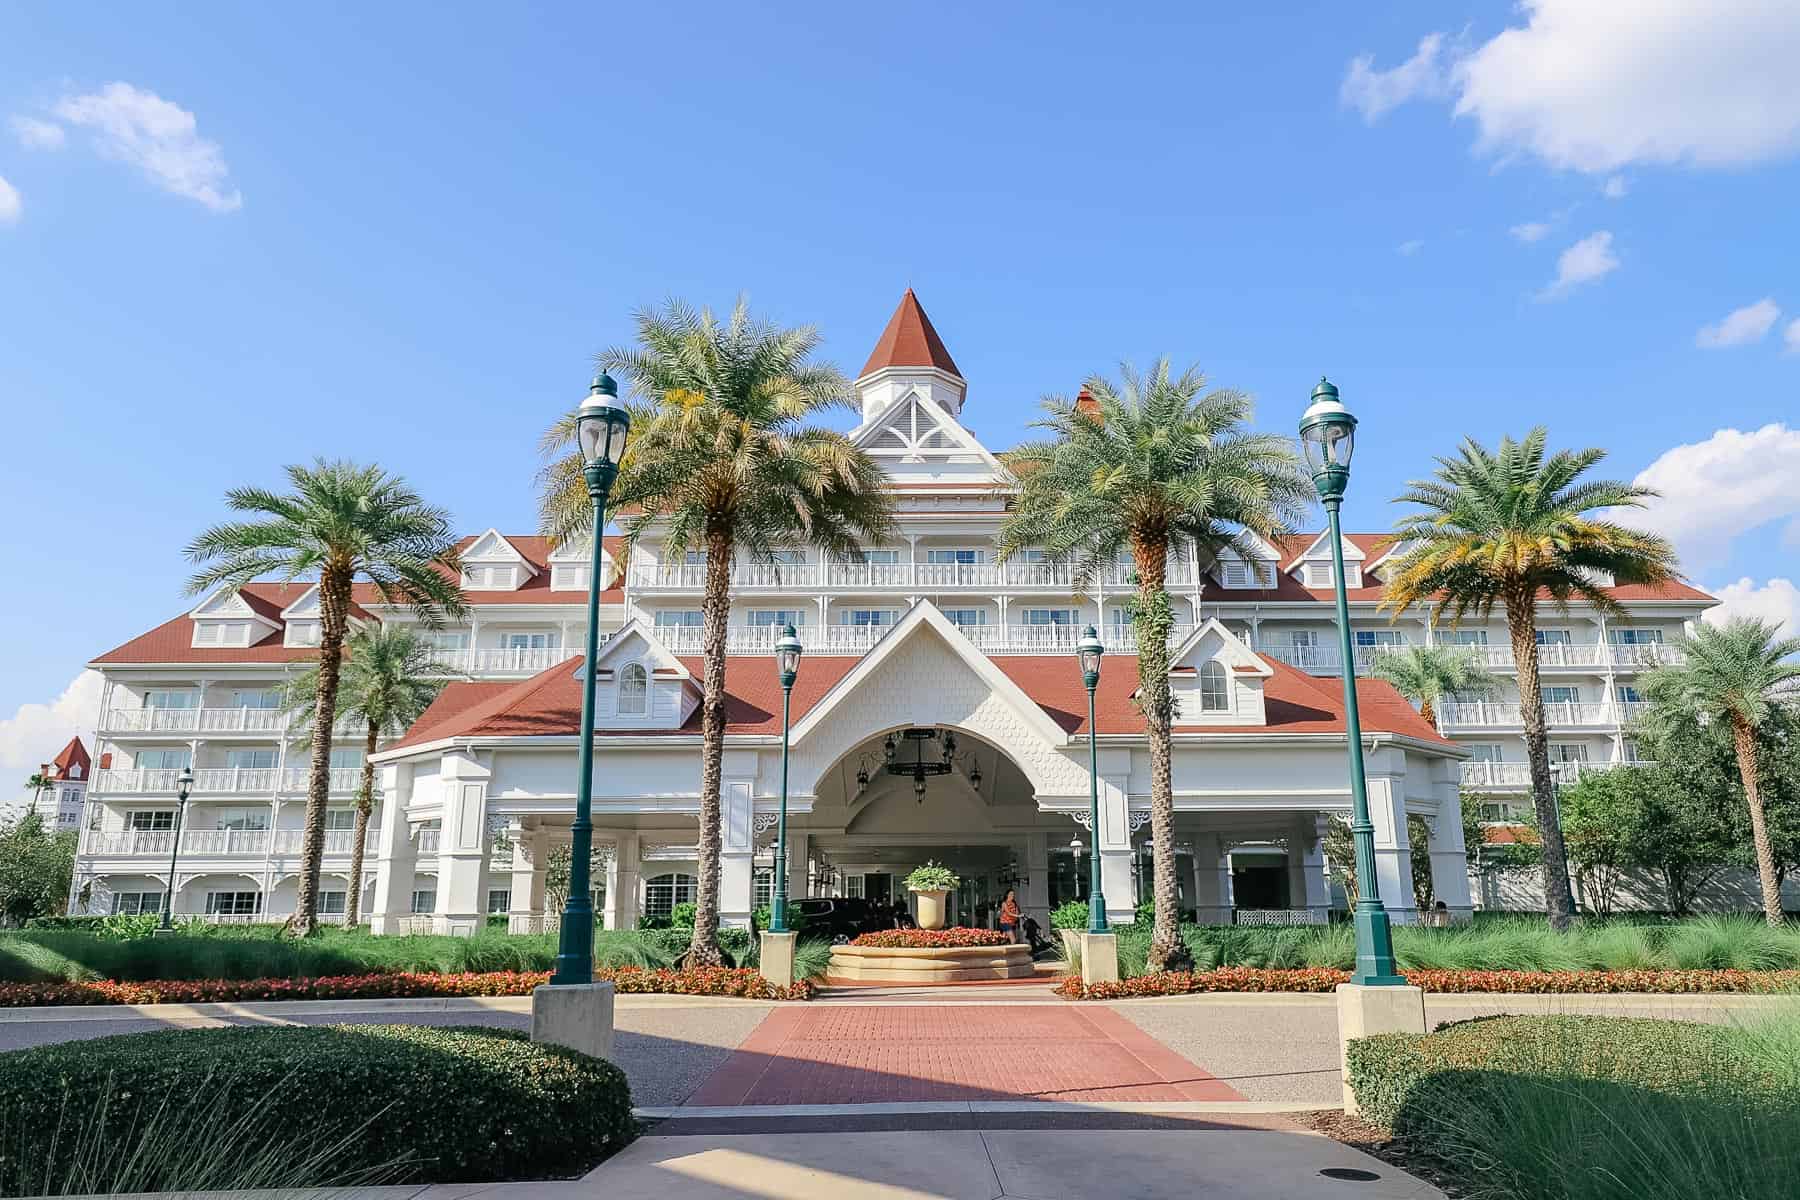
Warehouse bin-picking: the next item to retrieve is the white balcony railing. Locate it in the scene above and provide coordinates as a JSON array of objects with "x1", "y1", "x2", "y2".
[
  {"x1": 83, "y1": 827, "x2": 374, "y2": 859},
  {"x1": 101, "y1": 707, "x2": 369, "y2": 736},
  {"x1": 416, "y1": 829, "x2": 442, "y2": 855},
  {"x1": 627, "y1": 557, "x2": 1200, "y2": 594},
  {"x1": 1461, "y1": 759, "x2": 1658, "y2": 790},
  {"x1": 428, "y1": 646, "x2": 582, "y2": 676},
  {"x1": 1438, "y1": 700, "x2": 1613, "y2": 728},
  {"x1": 279, "y1": 767, "x2": 363, "y2": 794},
  {"x1": 645, "y1": 621, "x2": 1200, "y2": 656},
  {"x1": 94, "y1": 766, "x2": 363, "y2": 796}
]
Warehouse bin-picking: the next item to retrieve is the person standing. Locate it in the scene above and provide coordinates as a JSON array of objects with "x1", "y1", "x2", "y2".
[{"x1": 999, "y1": 889, "x2": 1021, "y2": 942}]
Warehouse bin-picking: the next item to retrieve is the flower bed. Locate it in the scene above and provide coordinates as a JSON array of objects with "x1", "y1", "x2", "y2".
[
  {"x1": 0, "y1": 965, "x2": 811, "y2": 1008},
  {"x1": 1054, "y1": 966, "x2": 1800, "y2": 999},
  {"x1": 850, "y1": 927, "x2": 1014, "y2": 949}
]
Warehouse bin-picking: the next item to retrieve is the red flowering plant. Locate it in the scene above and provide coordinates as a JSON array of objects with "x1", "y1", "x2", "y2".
[
  {"x1": 850, "y1": 927, "x2": 1015, "y2": 949},
  {"x1": 1054, "y1": 967, "x2": 1800, "y2": 1000},
  {"x1": 0, "y1": 966, "x2": 813, "y2": 1008}
]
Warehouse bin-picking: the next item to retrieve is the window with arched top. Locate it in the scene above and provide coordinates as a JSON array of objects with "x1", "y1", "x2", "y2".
[
  {"x1": 618, "y1": 663, "x2": 648, "y2": 715},
  {"x1": 643, "y1": 872, "x2": 697, "y2": 921},
  {"x1": 1199, "y1": 661, "x2": 1231, "y2": 713}
]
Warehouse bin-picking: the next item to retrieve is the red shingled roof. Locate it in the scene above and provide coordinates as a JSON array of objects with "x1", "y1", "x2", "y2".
[
  {"x1": 387, "y1": 646, "x2": 1450, "y2": 750},
  {"x1": 49, "y1": 737, "x2": 90, "y2": 782},
  {"x1": 92, "y1": 535, "x2": 625, "y2": 665},
  {"x1": 859, "y1": 289, "x2": 962, "y2": 379}
]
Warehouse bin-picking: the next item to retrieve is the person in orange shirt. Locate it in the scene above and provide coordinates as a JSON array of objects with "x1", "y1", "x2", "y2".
[{"x1": 999, "y1": 890, "x2": 1022, "y2": 943}]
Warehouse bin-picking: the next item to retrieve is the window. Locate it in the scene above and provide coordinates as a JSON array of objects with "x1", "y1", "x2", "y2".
[
  {"x1": 749, "y1": 610, "x2": 805, "y2": 627},
  {"x1": 769, "y1": 550, "x2": 807, "y2": 566},
  {"x1": 488, "y1": 888, "x2": 512, "y2": 913},
  {"x1": 1535, "y1": 628, "x2": 1572, "y2": 645},
  {"x1": 1021, "y1": 608, "x2": 1077, "y2": 626},
  {"x1": 324, "y1": 809, "x2": 357, "y2": 831},
  {"x1": 1615, "y1": 686, "x2": 1642, "y2": 704},
  {"x1": 318, "y1": 891, "x2": 346, "y2": 915},
  {"x1": 1622, "y1": 738, "x2": 1646, "y2": 763},
  {"x1": 1291, "y1": 630, "x2": 1318, "y2": 649},
  {"x1": 1544, "y1": 687, "x2": 1582, "y2": 705},
  {"x1": 137, "y1": 749, "x2": 192, "y2": 770},
  {"x1": 551, "y1": 564, "x2": 590, "y2": 590},
  {"x1": 143, "y1": 690, "x2": 198, "y2": 710},
  {"x1": 643, "y1": 872, "x2": 698, "y2": 921},
  {"x1": 1222, "y1": 561, "x2": 1249, "y2": 587},
  {"x1": 1549, "y1": 744, "x2": 1590, "y2": 764},
  {"x1": 286, "y1": 621, "x2": 322, "y2": 647},
  {"x1": 1608, "y1": 628, "x2": 1664, "y2": 645},
  {"x1": 110, "y1": 891, "x2": 162, "y2": 915},
  {"x1": 504, "y1": 632, "x2": 559, "y2": 650},
  {"x1": 1198, "y1": 661, "x2": 1231, "y2": 713},
  {"x1": 216, "y1": 808, "x2": 270, "y2": 831},
  {"x1": 205, "y1": 891, "x2": 262, "y2": 916},
  {"x1": 231, "y1": 689, "x2": 281, "y2": 709},
  {"x1": 329, "y1": 748, "x2": 364, "y2": 768},
  {"x1": 683, "y1": 550, "x2": 707, "y2": 565},
  {"x1": 942, "y1": 609, "x2": 988, "y2": 627},
  {"x1": 465, "y1": 565, "x2": 518, "y2": 589},
  {"x1": 225, "y1": 749, "x2": 277, "y2": 769},
  {"x1": 839, "y1": 609, "x2": 898, "y2": 627},
  {"x1": 859, "y1": 549, "x2": 900, "y2": 564},
  {"x1": 1220, "y1": 560, "x2": 1273, "y2": 588},
  {"x1": 753, "y1": 867, "x2": 773, "y2": 910},
  {"x1": 618, "y1": 663, "x2": 648, "y2": 715},
  {"x1": 1465, "y1": 743, "x2": 1504, "y2": 762},
  {"x1": 423, "y1": 630, "x2": 472, "y2": 650},
  {"x1": 1302, "y1": 562, "x2": 1333, "y2": 587},
  {"x1": 1048, "y1": 847, "x2": 1092, "y2": 907},
  {"x1": 128, "y1": 810, "x2": 175, "y2": 832},
  {"x1": 1441, "y1": 629, "x2": 1489, "y2": 645},
  {"x1": 654, "y1": 610, "x2": 704, "y2": 628},
  {"x1": 410, "y1": 887, "x2": 437, "y2": 913},
  {"x1": 1355, "y1": 630, "x2": 1405, "y2": 647},
  {"x1": 927, "y1": 549, "x2": 982, "y2": 564}
]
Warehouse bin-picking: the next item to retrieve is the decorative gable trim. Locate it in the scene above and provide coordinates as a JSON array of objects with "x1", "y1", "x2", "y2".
[
  {"x1": 1284, "y1": 530, "x2": 1366, "y2": 570},
  {"x1": 187, "y1": 586, "x2": 281, "y2": 649},
  {"x1": 588, "y1": 619, "x2": 693, "y2": 681},
  {"x1": 849, "y1": 389, "x2": 1001, "y2": 470},
  {"x1": 463, "y1": 529, "x2": 538, "y2": 570},
  {"x1": 1169, "y1": 618, "x2": 1275, "y2": 678}
]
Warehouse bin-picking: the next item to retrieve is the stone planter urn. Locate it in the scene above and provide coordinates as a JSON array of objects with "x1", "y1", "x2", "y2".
[{"x1": 911, "y1": 888, "x2": 951, "y2": 931}]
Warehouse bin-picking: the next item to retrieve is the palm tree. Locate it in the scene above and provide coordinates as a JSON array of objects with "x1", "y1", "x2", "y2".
[
  {"x1": 1381, "y1": 429, "x2": 1678, "y2": 932},
  {"x1": 284, "y1": 626, "x2": 460, "y2": 925},
  {"x1": 187, "y1": 461, "x2": 466, "y2": 935},
  {"x1": 998, "y1": 360, "x2": 1312, "y2": 970},
  {"x1": 538, "y1": 298, "x2": 894, "y2": 966},
  {"x1": 1642, "y1": 617, "x2": 1800, "y2": 926},
  {"x1": 23, "y1": 771, "x2": 52, "y2": 817},
  {"x1": 1368, "y1": 643, "x2": 1500, "y2": 726}
]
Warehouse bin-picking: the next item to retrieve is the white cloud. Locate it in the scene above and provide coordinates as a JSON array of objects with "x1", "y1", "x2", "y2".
[
  {"x1": 1695, "y1": 298, "x2": 1781, "y2": 349},
  {"x1": 0, "y1": 670, "x2": 101, "y2": 774},
  {"x1": 1510, "y1": 220, "x2": 1551, "y2": 243},
  {"x1": 10, "y1": 115, "x2": 64, "y2": 150},
  {"x1": 1354, "y1": 3, "x2": 1800, "y2": 173},
  {"x1": 1601, "y1": 174, "x2": 1629, "y2": 198},
  {"x1": 1397, "y1": 238, "x2": 1424, "y2": 256},
  {"x1": 0, "y1": 176, "x2": 18, "y2": 225},
  {"x1": 1539, "y1": 231, "x2": 1618, "y2": 299},
  {"x1": 1341, "y1": 33, "x2": 1450, "y2": 122},
  {"x1": 1629, "y1": 424, "x2": 1800, "y2": 573},
  {"x1": 1784, "y1": 317, "x2": 1800, "y2": 354},
  {"x1": 53, "y1": 82, "x2": 240, "y2": 212},
  {"x1": 1705, "y1": 577, "x2": 1800, "y2": 638}
]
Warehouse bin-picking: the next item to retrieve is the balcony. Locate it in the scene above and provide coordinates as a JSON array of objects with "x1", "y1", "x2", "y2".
[
  {"x1": 1437, "y1": 700, "x2": 1613, "y2": 729},
  {"x1": 83, "y1": 827, "x2": 374, "y2": 859},
  {"x1": 101, "y1": 707, "x2": 369, "y2": 737},
  {"x1": 627, "y1": 558, "x2": 1201, "y2": 594},
  {"x1": 429, "y1": 646, "x2": 583, "y2": 677},
  {"x1": 1460, "y1": 759, "x2": 1658, "y2": 790},
  {"x1": 645, "y1": 622, "x2": 1200, "y2": 656},
  {"x1": 94, "y1": 767, "x2": 363, "y2": 796}
]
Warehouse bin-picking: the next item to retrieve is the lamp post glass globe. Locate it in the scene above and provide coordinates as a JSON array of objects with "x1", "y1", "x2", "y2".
[
  {"x1": 553, "y1": 371, "x2": 631, "y2": 986},
  {"x1": 1297, "y1": 376, "x2": 1401, "y2": 986},
  {"x1": 1076, "y1": 626, "x2": 1108, "y2": 933},
  {"x1": 770, "y1": 625, "x2": 802, "y2": 933}
]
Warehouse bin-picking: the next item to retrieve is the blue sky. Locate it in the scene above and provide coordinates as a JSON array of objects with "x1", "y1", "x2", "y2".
[{"x1": 3, "y1": 1, "x2": 1799, "y2": 787}]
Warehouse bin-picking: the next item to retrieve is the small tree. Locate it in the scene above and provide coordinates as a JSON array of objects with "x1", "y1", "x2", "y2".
[
  {"x1": 23, "y1": 771, "x2": 53, "y2": 816},
  {"x1": 0, "y1": 813, "x2": 76, "y2": 927},
  {"x1": 1558, "y1": 768, "x2": 1647, "y2": 918},
  {"x1": 1630, "y1": 779, "x2": 1734, "y2": 916}
]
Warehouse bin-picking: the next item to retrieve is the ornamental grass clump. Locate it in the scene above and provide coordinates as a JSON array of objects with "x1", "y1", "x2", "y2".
[{"x1": 0, "y1": 1024, "x2": 634, "y2": 1195}]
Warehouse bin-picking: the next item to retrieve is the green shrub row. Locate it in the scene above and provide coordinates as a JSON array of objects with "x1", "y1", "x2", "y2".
[
  {"x1": 0, "y1": 1024, "x2": 633, "y2": 1195},
  {"x1": 1346, "y1": 1013, "x2": 1800, "y2": 1199}
]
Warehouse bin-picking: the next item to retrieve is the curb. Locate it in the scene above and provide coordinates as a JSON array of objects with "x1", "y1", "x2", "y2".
[{"x1": 0, "y1": 992, "x2": 779, "y2": 1023}]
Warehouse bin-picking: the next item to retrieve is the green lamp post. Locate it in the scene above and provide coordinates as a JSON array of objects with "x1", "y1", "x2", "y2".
[
  {"x1": 1076, "y1": 625, "x2": 1109, "y2": 934},
  {"x1": 158, "y1": 766, "x2": 195, "y2": 931},
  {"x1": 1299, "y1": 378, "x2": 1403, "y2": 987},
  {"x1": 769, "y1": 624, "x2": 803, "y2": 933},
  {"x1": 550, "y1": 372, "x2": 630, "y2": 986}
]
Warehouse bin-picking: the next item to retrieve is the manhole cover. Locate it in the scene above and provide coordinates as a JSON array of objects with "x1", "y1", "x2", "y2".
[{"x1": 1319, "y1": 1167, "x2": 1383, "y2": 1182}]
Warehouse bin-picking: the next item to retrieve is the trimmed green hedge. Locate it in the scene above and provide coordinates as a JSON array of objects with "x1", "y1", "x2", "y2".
[{"x1": 0, "y1": 1024, "x2": 633, "y2": 1195}]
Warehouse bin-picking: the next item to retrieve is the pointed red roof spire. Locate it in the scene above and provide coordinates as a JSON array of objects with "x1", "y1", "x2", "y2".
[
  {"x1": 1074, "y1": 385, "x2": 1100, "y2": 417},
  {"x1": 859, "y1": 289, "x2": 962, "y2": 380},
  {"x1": 50, "y1": 736, "x2": 90, "y2": 781}
]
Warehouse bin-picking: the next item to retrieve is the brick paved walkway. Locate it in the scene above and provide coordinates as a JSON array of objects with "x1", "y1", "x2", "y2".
[{"x1": 688, "y1": 1004, "x2": 1244, "y2": 1105}]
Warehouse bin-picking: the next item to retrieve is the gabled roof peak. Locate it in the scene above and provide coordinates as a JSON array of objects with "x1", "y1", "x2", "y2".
[{"x1": 859, "y1": 289, "x2": 962, "y2": 380}]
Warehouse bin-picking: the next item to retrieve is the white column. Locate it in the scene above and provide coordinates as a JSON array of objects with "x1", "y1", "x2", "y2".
[
  {"x1": 508, "y1": 824, "x2": 538, "y2": 933},
  {"x1": 603, "y1": 831, "x2": 639, "y2": 931},
  {"x1": 432, "y1": 749, "x2": 490, "y2": 937},
  {"x1": 718, "y1": 751, "x2": 758, "y2": 929},
  {"x1": 368, "y1": 762, "x2": 416, "y2": 935},
  {"x1": 1425, "y1": 761, "x2": 1473, "y2": 919},
  {"x1": 1288, "y1": 815, "x2": 1332, "y2": 916},
  {"x1": 785, "y1": 830, "x2": 810, "y2": 905},
  {"x1": 1192, "y1": 832, "x2": 1231, "y2": 923},
  {"x1": 1096, "y1": 749, "x2": 1136, "y2": 926},
  {"x1": 1365, "y1": 745, "x2": 1420, "y2": 925},
  {"x1": 1021, "y1": 831, "x2": 1050, "y2": 928}
]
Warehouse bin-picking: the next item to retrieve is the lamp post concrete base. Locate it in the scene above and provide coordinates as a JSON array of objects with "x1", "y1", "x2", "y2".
[
  {"x1": 760, "y1": 931, "x2": 799, "y2": 989},
  {"x1": 1079, "y1": 932, "x2": 1119, "y2": 986},
  {"x1": 1335, "y1": 982, "x2": 1425, "y2": 1114},
  {"x1": 531, "y1": 981, "x2": 616, "y2": 1062}
]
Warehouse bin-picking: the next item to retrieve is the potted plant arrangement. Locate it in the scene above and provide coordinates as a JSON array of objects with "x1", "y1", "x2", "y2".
[{"x1": 902, "y1": 862, "x2": 960, "y2": 931}]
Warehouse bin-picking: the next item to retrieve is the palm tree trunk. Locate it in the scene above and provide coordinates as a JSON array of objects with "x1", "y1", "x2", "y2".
[
  {"x1": 1731, "y1": 717, "x2": 1785, "y2": 927},
  {"x1": 1503, "y1": 591, "x2": 1576, "y2": 931},
  {"x1": 294, "y1": 566, "x2": 350, "y2": 937},
  {"x1": 344, "y1": 721, "x2": 379, "y2": 927},
  {"x1": 1418, "y1": 698, "x2": 1436, "y2": 726},
  {"x1": 687, "y1": 523, "x2": 732, "y2": 966},
  {"x1": 1133, "y1": 536, "x2": 1180, "y2": 971}
]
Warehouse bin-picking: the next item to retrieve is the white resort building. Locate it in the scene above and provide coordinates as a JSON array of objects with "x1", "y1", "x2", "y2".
[{"x1": 71, "y1": 291, "x2": 1716, "y2": 931}]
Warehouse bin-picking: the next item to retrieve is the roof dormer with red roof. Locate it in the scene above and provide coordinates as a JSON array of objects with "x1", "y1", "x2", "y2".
[{"x1": 50, "y1": 736, "x2": 91, "y2": 783}]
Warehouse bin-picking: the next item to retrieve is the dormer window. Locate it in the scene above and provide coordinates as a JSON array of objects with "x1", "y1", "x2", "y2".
[
  {"x1": 193, "y1": 620, "x2": 253, "y2": 647},
  {"x1": 285, "y1": 620, "x2": 321, "y2": 648},
  {"x1": 1199, "y1": 661, "x2": 1231, "y2": 713},
  {"x1": 618, "y1": 664, "x2": 648, "y2": 715},
  {"x1": 551, "y1": 564, "x2": 590, "y2": 591},
  {"x1": 464, "y1": 564, "x2": 520, "y2": 590},
  {"x1": 1221, "y1": 560, "x2": 1274, "y2": 588}
]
